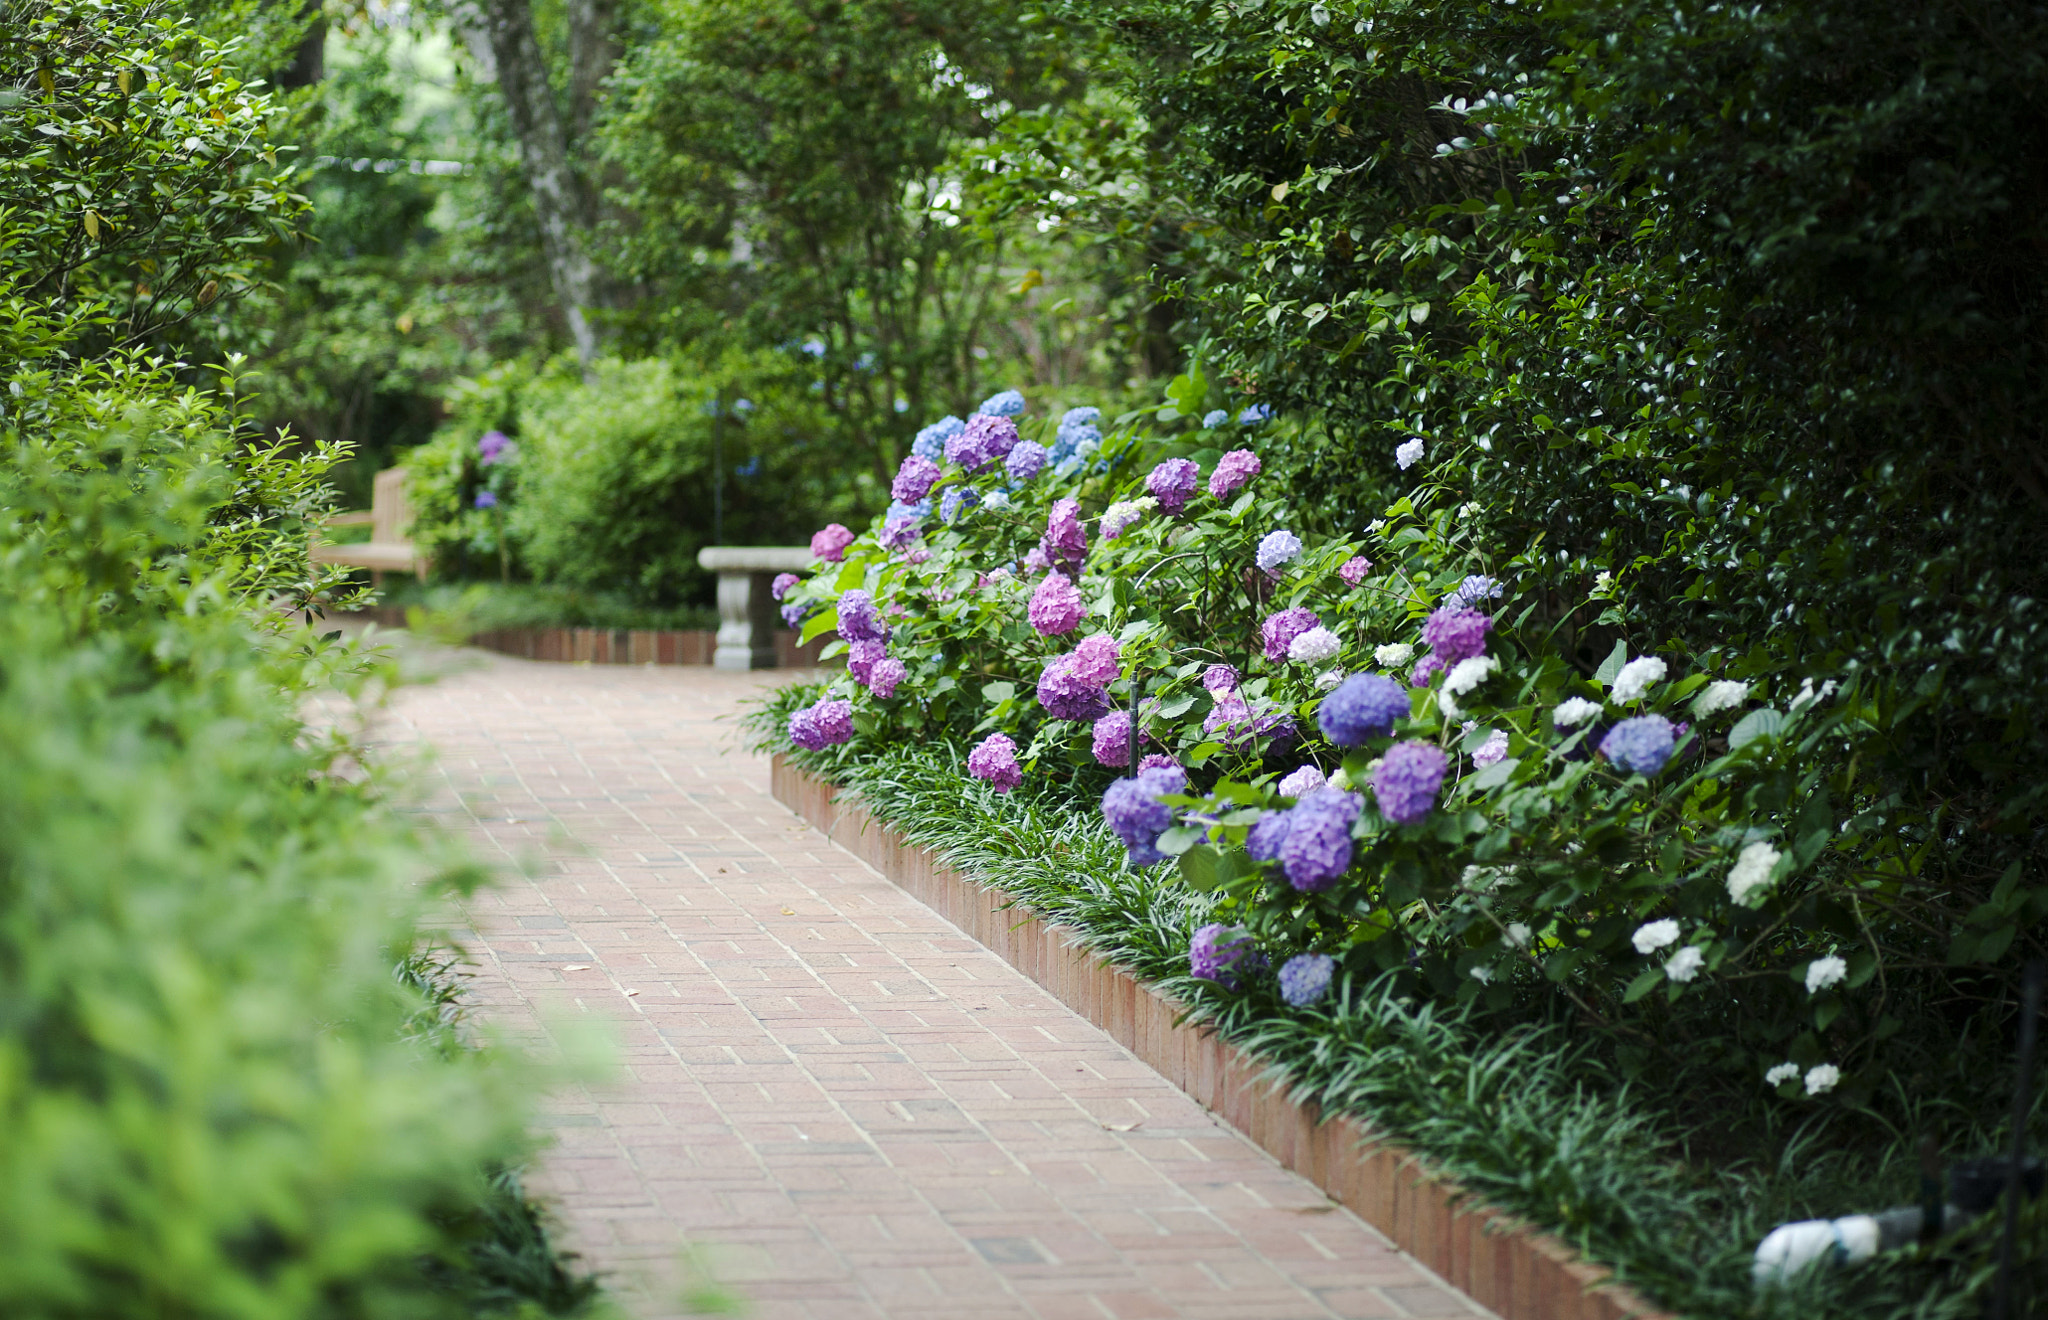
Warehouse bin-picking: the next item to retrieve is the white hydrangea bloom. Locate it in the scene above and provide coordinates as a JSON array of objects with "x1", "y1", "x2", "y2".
[
  {"x1": 1458, "y1": 501, "x2": 1481, "y2": 518},
  {"x1": 1469, "y1": 964, "x2": 1493, "y2": 983},
  {"x1": 1288, "y1": 626, "x2": 1342, "y2": 665},
  {"x1": 1327, "y1": 767, "x2": 1354, "y2": 791},
  {"x1": 1691, "y1": 679, "x2": 1750, "y2": 718},
  {"x1": 1592, "y1": 570, "x2": 1614, "y2": 595},
  {"x1": 1727, "y1": 842, "x2": 1782, "y2": 907},
  {"x1": 1791, "y1": 677, "x2": 1840, "y2": 711},
  {"x1": 1444, "y1": 655, "x2": 1499, "y2": 695},
  {"x1": 1665, "y1": 946, "x2": 1705, "y2": 982},
  {"x1": 1395, "y1": 437, "x2": 1425, "y2": 469},
  {"x1": 1277, "y1": 765, "x2": 1327, "y2": 798},
  {"x1": 1553, "y1": 696, "x2": 1603, "y2": 727},
  {"x1": 982, "y1": 490, "x2": 1012, "y2": 511},
  {"x1": 1805, "y1": 955, "x2": 1848, "y2": 994},
  {"x1": 1375, "y1": 642, "x2": 1415, "y2": 667},
  {"x1": 1610, "y1": 655, "x2": 1668, "y2": 703},
  {"x1": 1315, "y1": 667, "x2": 1346, "y2": 691},
  {"x1": 1100, "y1": 500, "x2": 1147, "y2": 539},
  {"x1": 1804, "y1": 1063, "x2": 1841, "y2": 1096},
  {"x1": 1505, "y1": 922, "x2": 1532, "y2": 950},
  {"x1": 1765, "y1": 1062, "x2": 1801, "y2": 1087},
  {"x1": 1632, "y1": 919, "x2": 1680, "y2": 954}
]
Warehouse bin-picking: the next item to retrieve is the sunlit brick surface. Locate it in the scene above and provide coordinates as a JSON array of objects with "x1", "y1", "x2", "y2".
[{"x1": 383, "y1": 649, "x2": 1491, "y2": 1320}]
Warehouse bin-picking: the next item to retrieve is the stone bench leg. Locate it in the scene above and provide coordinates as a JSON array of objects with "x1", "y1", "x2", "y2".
[{"x1": 714, "y1": 570, "x2": 781, "y2": 670}]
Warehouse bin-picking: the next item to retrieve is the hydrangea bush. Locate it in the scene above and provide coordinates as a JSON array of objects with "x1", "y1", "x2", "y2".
[{"x1": 772, "y1": 393, "x2": 1878, "y2": 1095}]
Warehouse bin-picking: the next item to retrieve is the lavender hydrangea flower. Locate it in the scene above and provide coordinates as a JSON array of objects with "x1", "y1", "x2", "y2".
[
  {"x1": 1091, "y1": 711, "x2": 1134, "y2": 766},
  {"x1": 1100, "y1": 499, "x2": 1148, "y2": 539},
  {"x1": 976, "y1": 388, "x2": 1026, "y2": 417},
  {"x1": 1202, "y1": 409, "x2": 1230, "y2": 427},
  {"x1": 1451, "y1": 575, "x2": 1503, "y2": 608},
  {"x1": 1203, "y1": 664, "x2": 1240, "y2": 694},
  {"x1": 847, "y1": 638, "x2": 887, "y2": 684},
  {"x1": 474, "y1": 491, "x2": 498, "y2": 509},
  {"x1": 1280, "y1": 790, "x2": 1362, "y2": 891},
  {"x1": 1037, "y1": 654, "x2": 1113, "y2": 722},
  {"x1": 1338, "y1": 556, "x2": 1373, "y2": 587},
  {"x1": 1006, "y1": 440, "x2": 1047, "y2": 481},
  {"x1": 1287, "y1": 626, "x2": 1341, "y2": 665},
  {"x1": 1600, "y1": 715, "x2": 1676, "y2": 775},
  {"x1": 1146, "y1": 459, "x2": 1201, "y2": 514},
  {"x1": 1139, "y1": 753, "x2": 1177, "y2": 772},
  {"x1": 1277, "y1": 765, "x2": 1326, "y2": 798},
  {"x1": 939, "y1": 487, "x2": 978, "y2": 523},
  {"x1": 788, "y1": 698, "x2": 854, "y2": 750},
  {"x1": 885, "y1": 498, "x2": 930, "y2": 525},
  {"x1": 1260, "y1": 606, "x2": 1321, "y2": 662},
  {"x1": 869, "y1": 657, "x2": 907, "y2": 699},
  {"x1": 944, "y1": 429, "x2": 989, "y2": 472},
  {"x1": 478, "y1": 430, "x2": 510, "y2": 463},
  {"x1": 811, "y1": 523, "x2": 856, "y2": 562},
  {"x1": 1471, "y1": 729, "x2": 1511, "y2": 767},
  {"x1": 1203, "y1": 695, "x2": 1296, "y2": 751},
  {"x1": 1102, "y1": 764, "x2": 1188, "y2": 867},
  {"x1": 1023, "y1": 546, "x2": 1052, "y2": 575},
  {"x1": 1041, "y1": 498, "x2": 1088, "y2": 574},
  {"x1": 771, "y1": 572, "x2": 801, "y2": 601},
  {"x1": 892, "y1": 454, "x2": 941, "y2": 503},
  {"x1": 1372, "y1": 741, "x2": 1449, "y2": 824},
  {"x1": 1278, "y1": 953, "x2": 1335, "y2": 1007},
  {"x1": 1071, "y1": 634, "x2": 1122, "y2": 684},
  {"x1": 780, "y1": 601, "x2": 809, "y2": 630},
  {"x1": 913, "y1": 416, "x2": 964, "y2": 462},
  {"x1": 1256, "y1": 529, "x2": 1303, "y2": 577},
  {"x1": 1411, "y1": 654, "x2": 1445, "y2": 688},
  {"x1": 967, "y1": 733, "x2": 1024, "y2": 792},
  {"x1": 1027, "y1": 572, "x2": 1086, "y2": 636},
  {"x1": 1189, "y1": 923, "x2": 1254, "y2": 984},
  {"x1": 1421, "y1": 608, "x2": 1492, "y2": 664},
  {"x1": 1246, "y1": 810, "x2": 1294, "y2": 862},
  {"x1": 836, "y1": 589, "x2": 888, "y2": 643},
  {"x1": 1209, "y1": 449, "x2": 1261, "y2": 500},
  {"x1": 1318, "y1": 673, "x2": 1409, "y2": 745}
]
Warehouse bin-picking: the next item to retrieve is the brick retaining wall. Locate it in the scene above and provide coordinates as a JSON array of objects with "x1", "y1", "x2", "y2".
[{"x1": 772, "y1": 755, "x2": 1675, "y2": 1320}]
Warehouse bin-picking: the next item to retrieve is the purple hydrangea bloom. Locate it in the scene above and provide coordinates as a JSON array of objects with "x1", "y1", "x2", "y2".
[
  {"x1": 478, "y1": 430, "x2": 511, "y2": 463},
  {"x1": 1209, "y1": 449, "x2": 1261, "y2": 500},
  {"x1": 847, "y1": 638, "x2": 887, "y2": 684},
  {"x1": 474, "y1": 491, "x2": 498, "y2": 509},
  {"x1": 1279, "y1": 790, "x2": 1362, "y2": 891},
  {"x1": 1421, "y1": 608, "x2": 1492, "y2": 663},
  {"x1": 1451, "y1": 575, "x2": 1503, "y2": 609},
  {"x1": 1338, "y1": 556, "x2": 1373, "y2": 587},
  {"x1": 1037, "y1": 655, "x2": 1113, "y2": 722},
  {"x1": 1600, "y1": 715, "x2": 1677, "y2": 776},
  {"x1": 967, "y1": 733, "x2": 1024, "y2": 792},
  {"x1": 1028, "y1": 572, "x2": 1086, "y2": 636},
  {"x1": 939, "y1": 487, "x2": 978, "y2": 523},
  {"x1": 1472, "y1": 729, "x2": 1510, "y2": 767},
  {"x1": 1204, "y1": 694, "x2": 1294, "y2": 750},
  {"x1": 780, "y1": 600, "x2": 808, "y2": 630},
  {"x1": 869, "y1": 657, "x2": 907, "y2": 699},
  {"x1": 891, "y1": 454, "x2": 941, "y2": 503},
  {"x1": 1139, "y1": 753, "x2": 1178, "y2": 772},
  {"x1": 1091, "y1": 711, "x2": 1134, "y2": 767},
  {"x1": 1411, "y1": 654, "x2": 1445, "y2": 688},
  {"x1": 771, "y1": 572, "x2": 801, "y2": 601},
  {"x1": 1260, "y1": 607, "x2": 1322, "y2": 662},
  {"x1": 976, "y1": 388, "x2": 1026, "y2": 417},
  {"x1": 964, "y1": 412, "x2": 1020, "y2": 464},
  {"x1": 1256, "y1": 530, "x2": 1304, "y2": 577},
  {"x1": 811, "y1": 524, "x2": 857, "y2": 562},
  {"x1": 1006, "y1": 440, "x2": 1048, "y2": 481},
  {"x1": 880, "y1": 517, "x2": 922, "y2": 550},
  {"x1": 1023, "y1": 546, "x2": 1052, "y2": 575},
  {"x1": 911, "y1": 416, "x2": 963, "y2": 462},
  {"x1": 1041, "y1": 498, "x2": 1088, "y2": 574},
  {"x1": 1102, "y1": 765, "x2": 1188, "y2": 867},
  {"x1": 1246, "y1": 810, "x2": 1294, "y2": 862},
  {"x1": 1190, "y1": 923, "x2": 1255, "y2": 986},
  {"x1": 836, "y1": 589, "x2": 888, "y2": 643},
  {"x1": 944, "y1": 429, "x2": 989, "y2": 472},
  {"x1": 1318, "y1": 674, "x2": 1409, "y2": 746},
  {"x1": 1372, "y1": 741, "x2": 1449, "y2": 825},
  {"x1": 1203, "y1": 664, "x2": 1240, "y2": 694},
  {"x1": 1278, "y1": 953, "x2": 1335, "y2": 1007},
  {"x1": 788, "y1": 698, "x2": 854, "y2": 750},
  {"x1": 1071, "y1": 634, "x2": 1121, "y2": 684},
  {"x1": 1277, "y1": 765, "x2": 1327, "y2": 798},
  {"x1": 1146, "y1": 458, "x2": 1201, "y2": 514}
]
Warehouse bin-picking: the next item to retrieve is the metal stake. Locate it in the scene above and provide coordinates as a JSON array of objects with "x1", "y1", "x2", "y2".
[{"x1": 1991, "y1": 958, "x2": 2044, "y2": 1320}]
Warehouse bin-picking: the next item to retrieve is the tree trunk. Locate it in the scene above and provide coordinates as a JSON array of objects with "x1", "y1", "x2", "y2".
[
  {"x1": 453, "y1": 0, "x2": 601, "y2": 367},
  {"x1": 564, "y1": 0, "x2": 619, "y2": 148}
]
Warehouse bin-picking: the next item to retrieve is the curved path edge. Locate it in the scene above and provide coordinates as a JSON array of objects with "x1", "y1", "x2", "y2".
[{"x1": 772, "y1": 757, "x2": 1676, "y2": 1320}]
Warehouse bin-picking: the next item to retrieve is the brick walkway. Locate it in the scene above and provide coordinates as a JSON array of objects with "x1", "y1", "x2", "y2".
[{"x1": 384, "y1": 648, "x2": 1492, "y2": 1320}]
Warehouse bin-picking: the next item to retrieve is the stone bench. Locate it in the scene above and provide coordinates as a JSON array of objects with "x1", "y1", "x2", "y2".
[{"x1": 696, "y1": 545, "x2": 818, "y2": 670}]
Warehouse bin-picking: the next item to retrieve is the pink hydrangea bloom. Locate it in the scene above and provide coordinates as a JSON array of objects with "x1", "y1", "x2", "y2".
[
  {"x1": 1338, "y1": 556, "x2": 1373, "y2": 587},
  {"x1": 868, "y1": 657, "x2": 908, "y2": 699},
  {"x1": 1260, "y1": 606, "x2": 1321, "y2": 661},
  {"x1": 810, "y1": 523, "x2": 857, "y2": 562},
  {"x1": 1041, "y1": 498, "x2": 1088, "y2": 574},
  {"x1": 1146, "y1": 458, "x2": 1201, "y2": 514},
  {"x1": 967, "y1": 733, "x2": 1024, "y2": 792},
  {"x1": 1036, "y1": 654, "x2": 1113, "y2": 722},
  {"x1": 1209, "y1": 449, "x2": 1261, "y2": 500},
  {"x1": 1028, "y1": 572, "x2": 1086, "y2": 636},
  {"x1": 1071, "y1": 634, "x2": 1122, "y2": 684},
  {"x1": 1023, "y1": 546, "x2": 1052, "y2": 575},
  {"x1": 771, "y1": 572, "x2": 800, "y2": 600}
]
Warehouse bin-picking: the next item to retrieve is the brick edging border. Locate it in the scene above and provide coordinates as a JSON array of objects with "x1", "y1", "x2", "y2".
[
  {"x1": 771, "y1": 756, "x2": 1676, "y2": 1320},
  {"x1": 333, "y1": 610, "x2": 835, "y2": 668}
]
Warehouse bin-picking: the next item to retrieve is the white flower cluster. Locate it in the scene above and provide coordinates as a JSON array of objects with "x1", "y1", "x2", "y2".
[
  {"x1": 1691, "y1": 679, "x2": 1749, "y2": 717},
  {"x1": 1443, "y1": 655, "x2": 1498, "y2": 695},
  {"x1": 1726, "y1": 841, "x2": 1781, "y2": 907},
  {"x1": 1288, "y1": 626, "x2": 1342, "y2": 665},
  {"x1": 1665, "y1": 947, "x2": 1704, "y2": 982},
  {"x1": 1765, "y1": 1061, "x2": 1841, "y2": 1096},
  {"x1": 1100, "y1": 498, "x2": 1154, "y2": 539},
  {"x1": 1632, "y1": 919, "x2": 1680, "y2": 954},
  {"x1": 1395, "y1": 437, "x2": 1425, "y2": 470},
  {"x1": 1375, "y1": 642, "x2": 1415, "y2": 667},
  {"x1": 1610, "y1": 655, "x2": 1667, "y2": 703},
  {"x1": 1552, "y1": 696, "x2": 1602, "y2": 727},
  {"x1": 1277, "y1": 765, "x2": 1327, "y2": 798},
  {"x1": 1805, "y1": 954, "x2": 1847, "y2": 994}
]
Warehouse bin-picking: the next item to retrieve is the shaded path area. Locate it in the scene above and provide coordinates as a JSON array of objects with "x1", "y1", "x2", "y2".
[{"x1": 384, "y1": 648, "x2": 1492, "y2": 1320}]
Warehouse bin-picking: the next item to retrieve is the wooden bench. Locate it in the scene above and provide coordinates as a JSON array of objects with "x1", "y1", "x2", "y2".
[{"x1": 311, "y1": 467, "x2": 430, "y2": 585}]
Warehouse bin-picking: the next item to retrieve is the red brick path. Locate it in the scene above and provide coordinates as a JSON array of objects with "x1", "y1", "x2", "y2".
[{"x1": 385, "y1": 650, "x2": 1493, "y2": 1320}]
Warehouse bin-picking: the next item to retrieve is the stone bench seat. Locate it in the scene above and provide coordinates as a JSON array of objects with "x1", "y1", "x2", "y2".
[{"x1": 696, "y1": 545, "x2": 820, "y2": 669}]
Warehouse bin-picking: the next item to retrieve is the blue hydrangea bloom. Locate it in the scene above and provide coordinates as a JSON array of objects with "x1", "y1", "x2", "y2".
[
  {"x1": 939, "y1": 487, "x2": 979, "y2": 523},
  {"x1": 1318, "y1": 674, "x2": 1410, "y2": 745},
  {"x1": 885, "y1": 499, "x2": 931, "y2": 524},
  {"x1": 1061, "y1": 406, "x2": 1101, "y2": 428},
  {"x1": 1202, "y1": 409, "x2": 1229, "y2": 427},
  {"x1": 1278, "y1": 953, "x2": 1335, "y2": 1007},
  {"x1": 1239, "y1": 403, "x2": 1274, "y2": 425},
  {"x1": 1006, "y1": 440, "x2": 1047, "y2": 482},
  {"x1": 912, "y1": 416, "x2": 964, "y2": 462},
  {"x1": 1246, "y1": 810, "x2": 1293, "y2": 862},
  {"x1": 1600, "y1": 715, "x2": 1676, "y2": 775},
  {"x1": 977, "y1": 389, "x2": 1026, "y2": 417},
  {"x1": 1102, "y1": 765, "x2": 1189, "y2": 867}
]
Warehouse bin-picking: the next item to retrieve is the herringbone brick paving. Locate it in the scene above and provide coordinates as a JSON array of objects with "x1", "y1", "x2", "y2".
[{"x1": 381, "y1": 646, "x2": 1492, "y2": 1320}]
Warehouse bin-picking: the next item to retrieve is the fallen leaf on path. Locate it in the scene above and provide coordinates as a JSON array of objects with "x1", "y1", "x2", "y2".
[
  {"x1": 1101, "y1": 1121, "x2": 1143, "y2": 1132},
  {"x1": 562, "y1": 964, "x2": 592, "y2": 971},
  {"x1": 622, "y1": 989, "x2": 640, "y2": 997}
]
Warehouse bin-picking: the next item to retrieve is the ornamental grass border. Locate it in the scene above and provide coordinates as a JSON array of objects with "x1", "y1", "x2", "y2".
[{"x1": 773, "y1": 754, "x2": 1675, "y2": 1320}]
